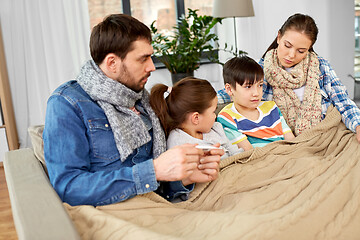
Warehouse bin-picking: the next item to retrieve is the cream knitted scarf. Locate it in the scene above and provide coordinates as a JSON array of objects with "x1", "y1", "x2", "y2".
[
  {"x1": 77, "y1": 60, "x2": 166, "y2": 161},
  {"x1": 264, "y1": 49, "x2": 322, "y2": 135}
]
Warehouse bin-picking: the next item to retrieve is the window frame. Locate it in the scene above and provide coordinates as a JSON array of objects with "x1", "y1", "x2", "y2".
[{"x1": 120, "y1": 0, "x2": 216, "y2": 69}]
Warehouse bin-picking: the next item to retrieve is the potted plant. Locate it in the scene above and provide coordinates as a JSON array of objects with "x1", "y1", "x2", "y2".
[{"x1": 150, "y1": 8, "x2": 244, "y2": 84}]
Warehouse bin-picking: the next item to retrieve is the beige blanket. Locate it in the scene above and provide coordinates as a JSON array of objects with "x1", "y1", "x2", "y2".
[{"x1": 65, "y1": 106, "x2": 360, "y2": 240}]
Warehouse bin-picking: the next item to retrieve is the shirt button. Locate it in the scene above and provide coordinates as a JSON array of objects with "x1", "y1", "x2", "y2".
[
  {"x1": 145, "y1": 184, "x2": 150, "y2": 189},
  {"x1": 105, "y1": 124, "x2": 109, "y2": 127}
]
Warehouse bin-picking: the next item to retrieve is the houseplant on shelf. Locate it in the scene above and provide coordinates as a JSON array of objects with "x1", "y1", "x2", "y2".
[{"x1": 150, "y1": 8, "x2": 245, "y2": 84}]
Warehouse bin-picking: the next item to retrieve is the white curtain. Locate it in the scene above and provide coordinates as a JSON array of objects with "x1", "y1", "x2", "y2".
[{"x1": 0, "y1": 0, "x2": 91, "y2": 147}]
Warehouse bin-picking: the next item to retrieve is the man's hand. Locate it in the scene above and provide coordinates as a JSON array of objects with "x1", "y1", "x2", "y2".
[
  {"x1": 153, "y1": 144, "x2": 201, "y2": 182},
  {"x1": 153, "y1": 143, "x2": 223, "y2": 186},
  {"x1": 356, "y1": 125, "x2": 360, "y2": 143},
  {"x1": 182, "y1": 143, "x2": 223, "y2": 186}
]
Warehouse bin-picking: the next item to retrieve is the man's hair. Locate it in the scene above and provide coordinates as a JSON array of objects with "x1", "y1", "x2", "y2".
[
  {"x1": 90, "y1": 14, "x2": 152, "y2": 65},
  {"x1": 223, "y1": 56, "x2": 264, "y2": 89}
]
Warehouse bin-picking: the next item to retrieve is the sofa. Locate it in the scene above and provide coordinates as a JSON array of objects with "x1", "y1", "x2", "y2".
[
  {"x1": 5, "y1": 104, "x2": 360, "y2": 239},
  {"x1": 3, "y1": 103, "x2": 228, "y2": 239},
  {"x1": 3, "y1": 125, "x2": 80, "y2": 240}
]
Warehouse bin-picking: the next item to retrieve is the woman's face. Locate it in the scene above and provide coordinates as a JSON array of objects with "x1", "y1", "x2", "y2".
[{"x1": 276, "y1": 29, "x2": 313, "y2": 68}]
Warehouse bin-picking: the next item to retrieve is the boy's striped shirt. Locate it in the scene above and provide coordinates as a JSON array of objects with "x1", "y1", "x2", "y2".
[{"x1": 217, "y1": 101, "x2": 291, "y2": 148}]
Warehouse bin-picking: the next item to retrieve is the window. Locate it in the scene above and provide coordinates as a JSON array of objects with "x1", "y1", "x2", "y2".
[
  {"x1": 87, "y1": 0, "x2": 215, "y2": 67},
  {"x1": 87, "y1": 0, "x2": 213, "y2": 32},
  {"x1": 184, "y1": 0, "x2": 213, "y2": 16},
  {"x1": 130, "y1": 0, "x2": 176, "y2": 36},
  {"x1": 87, "y1": 0, "x2": 123, "y2": 29}
]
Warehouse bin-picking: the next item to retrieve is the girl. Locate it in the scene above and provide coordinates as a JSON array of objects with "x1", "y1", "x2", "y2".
[{"x1": 150, "y1": 77, "x2": 242, "y2": 158}]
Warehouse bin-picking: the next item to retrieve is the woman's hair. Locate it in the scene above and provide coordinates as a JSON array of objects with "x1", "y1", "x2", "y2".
[
  {"x1": 90, "y1": 14, "x2": 152, "y2": 64},
  {"x1": 150, "y1": 77, "x2": 217, "y2": 136},
  {"x1": 262, "y1": 13, "x2": 318, "y2": 58},
  {"x1": 223, "y1": 56, "x2": 264, "y2": 88}
]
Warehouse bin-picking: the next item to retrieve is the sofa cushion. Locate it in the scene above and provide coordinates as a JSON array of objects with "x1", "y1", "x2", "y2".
[{"x1": 28, "y1": 125, "x2": 47, "y2": 173}]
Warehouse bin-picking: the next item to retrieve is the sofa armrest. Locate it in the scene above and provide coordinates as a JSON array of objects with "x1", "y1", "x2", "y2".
[{"x1": 4, "y1": 148, "x2": 80, "y2": 240}]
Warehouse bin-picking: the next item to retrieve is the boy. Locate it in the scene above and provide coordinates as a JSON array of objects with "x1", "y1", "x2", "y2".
[{"x1": 217, "y1": 56, "x2": 295, "y2": 151}]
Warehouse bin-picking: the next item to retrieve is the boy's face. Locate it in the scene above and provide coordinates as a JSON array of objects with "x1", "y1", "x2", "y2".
[{"x1": 225, "y1": 79, "x2": 263, "y2": 112}]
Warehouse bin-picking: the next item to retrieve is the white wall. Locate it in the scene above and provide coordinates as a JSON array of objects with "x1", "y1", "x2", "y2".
[{"x1": 145, "y1": 63, "x2": 224, "y2": 92}]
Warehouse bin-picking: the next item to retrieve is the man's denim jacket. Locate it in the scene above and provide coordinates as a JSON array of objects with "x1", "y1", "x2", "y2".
[{"x1": 43, "y1": 81, "x2": 191, "y2": 206}]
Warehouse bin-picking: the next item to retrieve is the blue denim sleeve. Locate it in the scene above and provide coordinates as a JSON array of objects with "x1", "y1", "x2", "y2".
[{"x1": 43, "y1": 93, "x2": 159, "y2": 206}]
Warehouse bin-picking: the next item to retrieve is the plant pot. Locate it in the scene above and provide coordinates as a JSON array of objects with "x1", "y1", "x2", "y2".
[{"x1": 171, "y1": 71, "x2": 194, "y2": 85}]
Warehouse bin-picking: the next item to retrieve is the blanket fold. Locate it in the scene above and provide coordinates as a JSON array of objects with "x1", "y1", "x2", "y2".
[{"x1": 65, "y1": 105, "x2": 360, "y2": 240}]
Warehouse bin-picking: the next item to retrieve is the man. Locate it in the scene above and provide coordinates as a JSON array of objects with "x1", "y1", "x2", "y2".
[{"x1": 43, "y1": 14, "x2": 222, "y2": 206}]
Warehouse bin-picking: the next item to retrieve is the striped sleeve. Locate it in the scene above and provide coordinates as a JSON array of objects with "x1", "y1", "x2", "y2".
[
  {"x1": 217, "y1": 106, "x2": 247, "y2": 145},
  {"x1": 277, "y1": 108, "x2": 292, "y2": 134}
]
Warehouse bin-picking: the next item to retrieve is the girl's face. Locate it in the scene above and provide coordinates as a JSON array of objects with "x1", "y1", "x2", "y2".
[
  {"x1": 197, "y1": 96, "x2": 218, "y2": 133},
  {"x1": 276, "y1": 29, "x2": 312, "y2": 68},
  {"x1": 225, "y1": 79, "x2": 263, "y2": 113}
]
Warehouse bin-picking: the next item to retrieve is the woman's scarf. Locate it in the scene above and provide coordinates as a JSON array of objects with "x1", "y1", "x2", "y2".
[
  {"x1": 77, "y1": 60, "x2": 166, "y2": 161},
  {"x1": 264, "y1": 49, "x2": 322, "y2": 136}
]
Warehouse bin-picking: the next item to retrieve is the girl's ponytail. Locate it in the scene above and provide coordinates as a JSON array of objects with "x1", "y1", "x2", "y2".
[{"x1": 149, "y1": 84, "x2": 172, "y2": 136}]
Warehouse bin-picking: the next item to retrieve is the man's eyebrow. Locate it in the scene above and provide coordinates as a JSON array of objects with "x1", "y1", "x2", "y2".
[{"x1": 137, "y1": 53, "x2": 153, "y2": 60}]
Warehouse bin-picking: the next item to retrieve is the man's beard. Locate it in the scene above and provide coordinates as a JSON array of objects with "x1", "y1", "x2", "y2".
[{"x1": 118, "y1": 63, "x2": 150, "y2": 92}]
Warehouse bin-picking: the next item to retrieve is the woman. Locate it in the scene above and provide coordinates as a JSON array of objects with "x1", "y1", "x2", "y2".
[{"x1": 218, "y1": 13, "x2": 360, "y2": 143}]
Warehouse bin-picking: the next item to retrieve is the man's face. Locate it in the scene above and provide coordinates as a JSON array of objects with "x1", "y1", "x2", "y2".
[{"x1": 116, "y1": 39, "x2": 155, "y2": 92}]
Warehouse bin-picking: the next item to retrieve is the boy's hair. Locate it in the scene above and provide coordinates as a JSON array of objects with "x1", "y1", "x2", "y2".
[
  {"x1": 223, "y1": 56, "x2": 264, "y2": 89},
  {"x1": 90, "y1": 14, "x2": 152, "y2": 65},
  {"x1": 150, "y1": 77, "x2": 216, "y2": 136}
]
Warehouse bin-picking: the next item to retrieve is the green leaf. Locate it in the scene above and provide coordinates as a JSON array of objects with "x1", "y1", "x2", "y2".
[{"x1": 150, "y1": 8, "x2": 245, "y2": 73}]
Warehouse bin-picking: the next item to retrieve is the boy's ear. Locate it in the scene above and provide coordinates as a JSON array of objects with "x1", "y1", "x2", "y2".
[
  {"x1": 225, "y1": 83, "x2": 233, "y2": 96},
  {"x1": 190, "y1": 112, "x2": 200, "y2": 125}
]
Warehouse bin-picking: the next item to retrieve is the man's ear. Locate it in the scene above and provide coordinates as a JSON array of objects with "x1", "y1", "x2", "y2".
[
  {"x1": 190, "y1": 112, "x2": 200, "y2": 125},
  {"x1": 225, "y1": 83, "x2": 233, "y2": 96},
  {"x1": 101, "y1": 53, "x2": 119, "y2": 73}
]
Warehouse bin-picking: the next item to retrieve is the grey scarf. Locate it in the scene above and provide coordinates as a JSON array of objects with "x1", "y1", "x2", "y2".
[{"x1": 77, "y1": 60, "x2": 166, "y2": 161}]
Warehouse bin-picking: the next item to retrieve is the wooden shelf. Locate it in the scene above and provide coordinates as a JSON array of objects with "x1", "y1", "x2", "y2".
[{"x1": 0, "y1": 25, "x2": 19, "y2": 150}]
